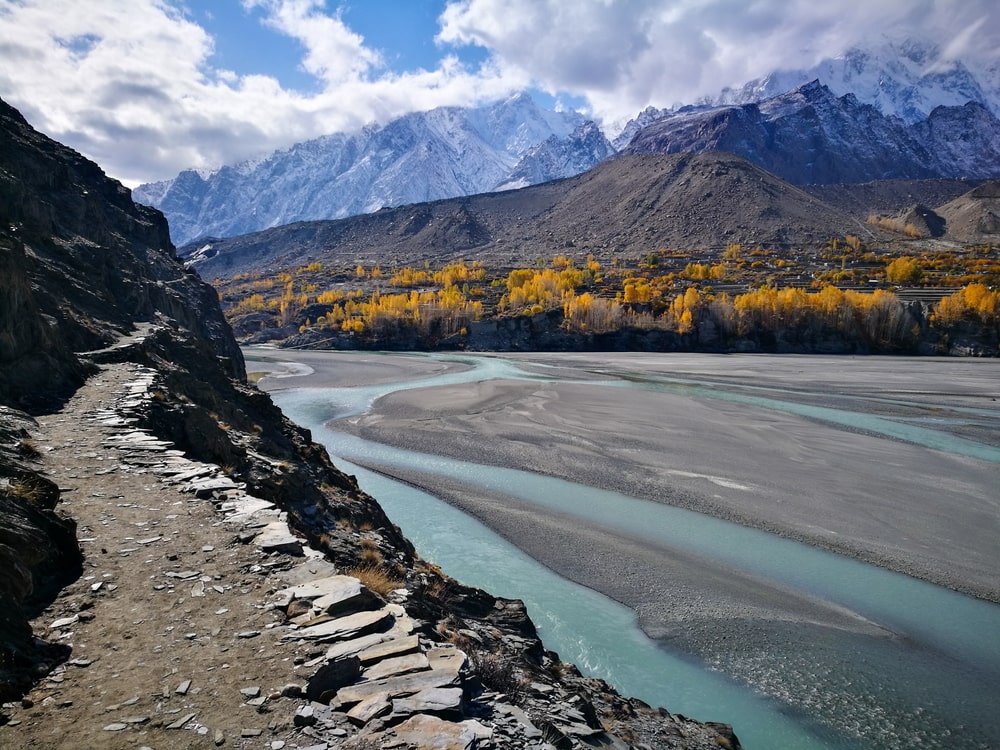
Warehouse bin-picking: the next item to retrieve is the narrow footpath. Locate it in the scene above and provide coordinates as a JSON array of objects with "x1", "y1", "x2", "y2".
[
  {"x1": 4, "y1": 363, "x2": 321, "y2": 747},
  {"x1": 1, "y1": 363, "x2": 497, "y2": 749}
]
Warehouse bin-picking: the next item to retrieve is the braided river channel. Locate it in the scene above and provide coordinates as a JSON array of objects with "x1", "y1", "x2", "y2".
[{"x1": 250, "y1": 349, "x2": 1000, "y2": 750}]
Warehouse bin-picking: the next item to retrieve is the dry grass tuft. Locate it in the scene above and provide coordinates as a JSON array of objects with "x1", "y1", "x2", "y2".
[
  {"x1": 425, "y1": 578, "x2": 448, "y2": 602},
  {"x1": 470, "y1": 650, "x2": 525, "y2": 703},
  {"x1": 345, "y1": 563, "x2": 403, "y2": 597},
  {"x1": 359, "y1": 538, "x2": 383, "y2": 566},
  {"x1": 17, "y1": 438, "x2": 42, "y2": 461},
  {"x1": 10, "y1": 477, "x2": 50, "y2": 506}
]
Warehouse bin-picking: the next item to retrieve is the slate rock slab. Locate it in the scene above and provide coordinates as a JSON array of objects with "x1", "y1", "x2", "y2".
[
  {"x1": 392, "y1": 687, "x2": 464, "y2": 716},
  {"x1": 386, "y1": 714, "x2": 492, "y2": 750},
  {"x1": 306, "y1": 656, "x2": 362, "y2": 703},
  {"x1": 287, "y1": 606, "x2": 394, "y2": 643}
]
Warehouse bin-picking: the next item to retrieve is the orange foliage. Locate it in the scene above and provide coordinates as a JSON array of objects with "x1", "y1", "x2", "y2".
[
  {"x1": 500, "y1": 267, "x2": 583, "y2": 312},
  {"x1": 931, "y1": 284, "x2": 1000, "y2": 328}
]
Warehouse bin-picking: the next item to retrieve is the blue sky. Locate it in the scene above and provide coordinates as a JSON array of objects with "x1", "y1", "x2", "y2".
[
  {"x1": 0, "y1": 0, "x2": 995, "y2": 185},
  {"x1": 193, "y1": 2, "x2": 572, "y2": 110},
  {"x1": 197, "y1": 1, "x2": 487, "y2": 92}
]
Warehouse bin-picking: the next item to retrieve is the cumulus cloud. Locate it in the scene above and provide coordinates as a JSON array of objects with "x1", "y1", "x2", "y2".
[
  {"x1": 0, "y1": 0, "x2": 995, "y2": 186},
  {"x1": 439, "y1": 0, "x2": 1000, "y2": 123},
  {"x1": 0, "y1": 0, "x2": 521, "y2": 185},
  {"x1": 245, "y1": 0, "x2": 381, "y2": 84}
]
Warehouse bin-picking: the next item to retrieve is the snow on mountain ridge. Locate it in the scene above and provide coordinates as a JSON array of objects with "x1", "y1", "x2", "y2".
[
  {"x1": 612, "y1": 37, "x2": 997, "y2": 152},
  {"x1": 498, "y1": 122, "x2": 616, "y2": 191},
  {"x1": 135, "y1": 94, "x2": 598, "y2": 246},
  {"x1": 623, "y1": 80, "x2": 1000, "y2": 185},
  {"x1": 136, "y1": 39, "x2": 999, "y2": 247},
  {"x1": 710, "y1": 37, "x2": 998, "y2": 123}
]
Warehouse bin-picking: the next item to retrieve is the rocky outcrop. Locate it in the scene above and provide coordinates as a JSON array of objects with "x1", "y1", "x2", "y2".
[
  {"x1": 0, "y1": 96, "x2": 242, "y2": 409},
  {"x1": 0, "y1": 239, "x2": 86, "y2": 411},
  {"x1": 0, "y1": 408, "x2": 80, "y2": 702},
  {"x1": 893, "y1": 204, "x2": 947, "y2": 238},
  {"x1": 0, "y1": 99, "x2": 741, "y2": 745},
  {"x1": 936, "y1": 181, "x2": 1000, "y2": 242}
]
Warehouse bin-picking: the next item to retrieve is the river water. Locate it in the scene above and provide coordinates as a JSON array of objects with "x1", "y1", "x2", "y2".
[{"x1": 256, "y1": 351, "x2": 1000, "y2": 750}]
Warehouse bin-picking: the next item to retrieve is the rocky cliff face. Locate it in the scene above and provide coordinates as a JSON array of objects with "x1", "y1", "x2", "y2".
[
  {"x1": 0, "y1": 98, "x2": 242, "y2": 409},
  {"x1": 909, "y1": 102, "x2": 1000, "y2": 180},
  {"x1": 0, "y1": 97, "x2": 740, "y2": 747},
  {"x1": 624, "y1": 81, "x2": 1000, "y2": 184},
  {"x1": 0, "y1": 408, "x2": 80, "y2": 703}
]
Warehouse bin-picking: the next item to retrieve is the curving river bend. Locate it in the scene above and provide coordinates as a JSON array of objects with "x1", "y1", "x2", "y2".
[{"x1": 251, "y1": 349, "x2": 1000, "y2": 750}]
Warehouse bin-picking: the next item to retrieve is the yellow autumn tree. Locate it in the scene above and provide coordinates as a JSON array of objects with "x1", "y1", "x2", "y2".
[
  {"x1": 666, "y1": 287, "x2": 703, "y2": 333},
  {"x1": 932, "y1": 283, "x2": 1000, "y2": 328},
  {"x1": 563, "y1": 292, "x2": 622, "y2": 333},
  {"x1": 500, "y1": 267, "x2": 583, "y2": 313},
  {"x1": 885, "y1": 256, "x2": 923, "y2": 284}
]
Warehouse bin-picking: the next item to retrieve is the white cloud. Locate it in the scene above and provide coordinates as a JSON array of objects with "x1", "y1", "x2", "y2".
[
  {"x1": 244, "y1": 0, "x2": 381, "y2": 84},
  {"x1": 0, "y1": 0, "x2": 522, "y2": 186},
  {"x1": 0, "y1": 0, "x2": 995, "y2": 186},
  {"x1": 438, "y1": 0, "x2": 1000, "y2": 123}
]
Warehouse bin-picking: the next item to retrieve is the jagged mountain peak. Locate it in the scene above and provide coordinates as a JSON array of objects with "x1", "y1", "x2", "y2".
[
  {"x1": 611, "y1": 104, "x2": 672, "y2": 150},
  {"x1": 624, "y1": 79, "x2": 1000, "y2": 184},
  {"x1": 134, "y1": 95, "x2": 602, "y2": 246},
  {"x1": 497, "y1": 120, "x2": 616, "y2": 191}
]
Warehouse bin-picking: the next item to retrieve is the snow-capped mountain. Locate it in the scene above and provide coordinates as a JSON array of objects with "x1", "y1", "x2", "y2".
[
  {"x1": 610, "y1": 106, "x2": 671, "y2": 150},
  {"x1": 710, "y1": 37, "x2": 999, "y2": 124},
  {"x1": 612, "y1": 37, "x2": 1000, "y2": 150},
  {"x1": 140, "y1": 38, "x2": 1000, "y2": 246},
  {"x1": 134, "y1": 94, "x2": 606, "y2": 246},
  {"x1": 911, "y1": 101, "x2": 1000, "y2": 177},
  {"x1": 497, "y1": 122, "x2": 615, "y2": 190},
  {"x1": 624, "y1": 81, "x2": 1000, "y2": 184}
]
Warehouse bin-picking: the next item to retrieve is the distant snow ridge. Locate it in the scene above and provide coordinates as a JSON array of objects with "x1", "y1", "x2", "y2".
[
  {"x1": 612, "y1": 37, "x2": 1000, "y2": 150},
  {"x1": 710, "y1": 37, "x2": 1000, "y2": 124},
  {"x1": 610, "y1": 106, "x2": 671, "y2": 150},
  {"x1": 497, "y1": 122, "x2": 615, "y2": 191},
  {"x1": 623, "y1": 80, "x2": 1000, "y2": 185},
  {"x1": 134, "y1": 94, "x2": 607, "y2": 246}
]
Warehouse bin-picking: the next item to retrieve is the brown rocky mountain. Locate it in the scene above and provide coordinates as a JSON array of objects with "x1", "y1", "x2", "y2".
[
  {"x1": 936, "y1": 181, "x2": 1000, "y2": 242},
  {"x1": 183, "y1": 151, "x2": 869, "y2": 281},
  {"x1": 803, "y1": 178, "x2": 981, "y2": 219},
  {"x1": 0, "y1": 99, "x2": 740, "y2": 747}
]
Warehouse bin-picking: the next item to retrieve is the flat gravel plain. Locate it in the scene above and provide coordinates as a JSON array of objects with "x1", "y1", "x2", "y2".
[{"x1": 337, "y1": 353, "x2": 1000, "y2": 602}]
